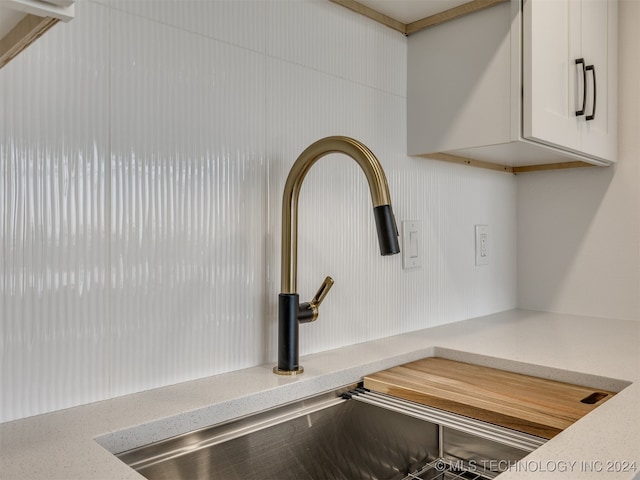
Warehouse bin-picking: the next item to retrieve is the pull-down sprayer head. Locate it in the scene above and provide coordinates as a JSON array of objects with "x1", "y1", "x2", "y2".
[{"x1": 373, "y1": 205, "x2": 400, "y2": 256}]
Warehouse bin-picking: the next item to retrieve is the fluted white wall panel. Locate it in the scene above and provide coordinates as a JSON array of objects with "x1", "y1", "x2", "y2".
[
  {"x1": 266, "y1": 0, "x2": 406, "y2": 96},
  {"x1": 1, "y1": 0, "x2": 516, "y2": 422},
  {"x1": 100, "y1": 0, "x2": 267, "y2": 53},
  {"x1": 0, "y1": 2, "x2": 110, "y2": 421},
  {"x1": 108, "y1": 9, "x2": 267, "y2": 395}
]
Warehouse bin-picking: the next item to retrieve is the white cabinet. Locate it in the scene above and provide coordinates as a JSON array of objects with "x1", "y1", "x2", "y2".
[
  {"x1": 408, "y1": 0, "x2": 618, "y2": 171},
  {"x1": 0, "y1": 0, "x2": 76, "y2": 69}
]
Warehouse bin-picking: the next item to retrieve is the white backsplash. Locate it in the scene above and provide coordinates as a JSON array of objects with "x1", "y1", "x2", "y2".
[{"x1": 0, "y1": 0, "x2": 516, "y2": 422}]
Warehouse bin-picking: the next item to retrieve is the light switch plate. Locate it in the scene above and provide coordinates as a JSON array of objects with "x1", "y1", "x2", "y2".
[
  {"x1": 475, "y1": 225, "x2": 489, "y2": 266},
  {"x1": 402, "y1": 220, "x2": 422, "y2": 269}
]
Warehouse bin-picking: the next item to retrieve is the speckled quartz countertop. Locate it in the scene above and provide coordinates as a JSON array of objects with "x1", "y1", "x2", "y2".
[{"x1": 1, "y1": 309, "x2": 639, "y2": 479}]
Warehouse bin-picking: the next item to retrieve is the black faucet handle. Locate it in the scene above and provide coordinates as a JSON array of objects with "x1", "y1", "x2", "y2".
[{"x1": 299, "y1": 276, "x2": 334, "y2": 324}]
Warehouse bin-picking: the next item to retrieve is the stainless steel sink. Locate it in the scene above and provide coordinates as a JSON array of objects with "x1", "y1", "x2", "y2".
[{"x1": 116, "y1": 386, "x2": 546, "y2": 480}]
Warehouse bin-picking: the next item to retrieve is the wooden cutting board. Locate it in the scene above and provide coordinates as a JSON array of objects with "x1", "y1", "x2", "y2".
[{"x1": 363, "y1": 357, "x2": 615, "y2": 439}]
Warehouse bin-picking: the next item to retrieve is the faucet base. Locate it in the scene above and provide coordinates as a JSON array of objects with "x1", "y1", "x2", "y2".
[
  {"x1": 276, "y1": 293, "x2": 301, "y2": 374},
  {"x1": 273, "y1": 366, "x2": 304, "y2": 376}
]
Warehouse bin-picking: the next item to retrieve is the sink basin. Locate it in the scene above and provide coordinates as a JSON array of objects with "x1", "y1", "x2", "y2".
[{"x1": 116, "y1": 386, "x2": 546, "y2": 480}]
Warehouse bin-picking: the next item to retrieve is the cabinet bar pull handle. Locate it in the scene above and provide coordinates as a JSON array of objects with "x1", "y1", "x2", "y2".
[
  {"x1": 575, "y1": 58, "x2": 586, "y2": 117},
  {"x1": 586, "y1": 64, "x2": 596, "y2": 121}
]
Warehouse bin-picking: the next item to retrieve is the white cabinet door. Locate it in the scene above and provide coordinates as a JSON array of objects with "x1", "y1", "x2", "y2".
[
  {"x1": 407, "y1": 0, "x2": 617, "y2": 168},
  {"x1": 524, "y1": 0, "x2": 616, "y2": 163},
  {"x1": 523, "y1": 0, "x2": 581, "y2": 153},
  {"x1": 579, "y1": 0, "x2": 617, "y2": 161}
]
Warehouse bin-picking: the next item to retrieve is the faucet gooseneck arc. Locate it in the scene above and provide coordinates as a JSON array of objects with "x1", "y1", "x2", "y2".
[{"x1": 274, "y1": 136, "x2": 400, "y2": 375}]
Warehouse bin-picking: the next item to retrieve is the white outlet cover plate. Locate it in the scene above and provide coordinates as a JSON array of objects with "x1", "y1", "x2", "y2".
[
  {"x1": 475, "y1": 225, "x2": 489, "y2": 266},
  {"x1": 402, "y1": 220, "x2": 422, "y2": 269}
]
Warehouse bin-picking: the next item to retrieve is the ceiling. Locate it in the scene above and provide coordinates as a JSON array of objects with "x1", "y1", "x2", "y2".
[{"x1": 355, "y1": 0, "x2": 470, "y2": 24}]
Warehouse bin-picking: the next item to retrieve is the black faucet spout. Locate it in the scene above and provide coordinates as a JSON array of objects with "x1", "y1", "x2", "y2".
[{"x1": 373, "y1": 205, "x2": 400, "y2": 255}]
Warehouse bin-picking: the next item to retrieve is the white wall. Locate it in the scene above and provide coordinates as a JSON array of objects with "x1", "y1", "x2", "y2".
[
  {"x1": 0, "y1": 0, "x2": 517, "y2": 422},
  {"x1": 517, "y1": 0, "x2": 640, "y2": 321}
]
